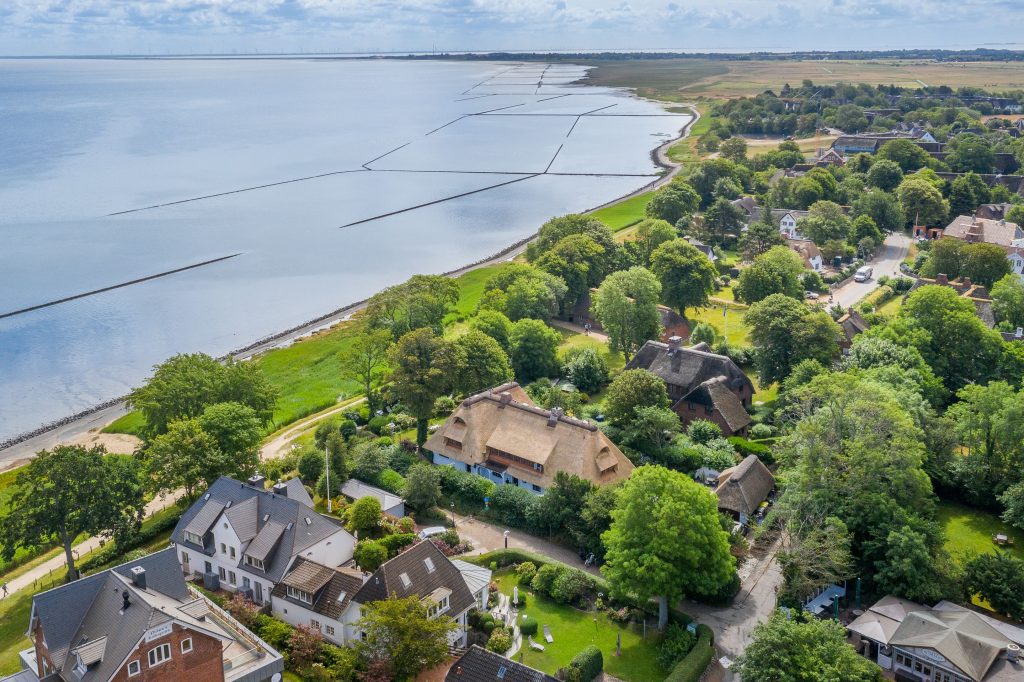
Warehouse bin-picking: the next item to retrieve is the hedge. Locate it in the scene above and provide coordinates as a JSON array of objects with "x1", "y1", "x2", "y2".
[
  {"x1": 568, "y1": 645, "x2": 603, "y2": 682},
  {"x1": 466, "y1": 549, "x2": 613, "y2": 596},
  {"x1": 665, "y1": 624, "x2": 714, "y2": 682},
  {"x1": 520, "y1": 619, "x2": 538, "y2": 637},
  {"x1": 727, "y1": 437, "x2": 774, "y2": 465}
]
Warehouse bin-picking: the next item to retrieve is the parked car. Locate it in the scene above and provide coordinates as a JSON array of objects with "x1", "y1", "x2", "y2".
[
  {"x1": 418, "y1": 526, "x2": 447, "y2": 540},
  {"x1": 854, "y1": 266, "x2": 873, "y2": 283},
  {"x1": 805, "y1": 291, "x2": 820, "y2": 300}
]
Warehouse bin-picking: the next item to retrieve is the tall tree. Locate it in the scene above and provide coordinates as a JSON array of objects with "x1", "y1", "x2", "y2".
[
  {"x1": 896, "y1": 177, "x2": 949, "y2": 227},
  {"x1": 644, "y1": 181, "x2": 701, "y2": 225},
  {"x1": 602, "y1": 369, "x2": 670, "y2": 426},
  {"x1": 650, "y1": 239, "x2": 718, "y2": 315},
  {"x1": 197, "y1": 402, "x2": 262, "y2": 474},
  {"x1": 531, "y1": 472, "x2": 594, "y2": 539},
  {"x1": 701, "y1": 197, "x2": 746, "y2": 246},
  {"x1": 852, "y1": 190, "x2": 906, "y2": 233},
  {"x1": 592, "y1": 266, "x2": 662, "y2": 359},
  {"x1": 482, "y1": 264, "x2": 567, "y2": 322},
  {"x1": 963, "y1": 242, "x2": 1012, "y2": 288},
  {"x1": 921, "y1": 238, "x2": 966, "y2": 280},
  {"x1": 738, "y1": 218, "x2": 785, "y2": 260},
  {"x1": 963, "y1": 551, "x2": 1024, "y2": 621},
  {"x1": 630, "y1": 219, "x2": 678, "y2": 267},
  {"x1": 339, "y1": 325, "x2": 392, "y2": 415},
  {"x1": 534, "y1": 234, "x2": 610, "y2": 306},
  {"x1": 747, "y1": 294, "x2": 841, "y2": 385},
  {"x1": 404, "y1": 463, "x2": 442, "y2": 512},
  {"x1": 946, "y1": 133, "x2": 996, "y2": 173},
  {"x1": 992, "y1": 273, "x2": 1024, "y2": 329},
  {"x1": 735, "y1": 246, "x2": 805, "y2": 304},
  {"x1": 602, "y1": 466, "x2": 735, "y2": 629},
  {"x1": 876, "y1": 138, "x2": 932, "y2": 171},
  {"x1": 0, "y1": 445, "x2": 145, "y2": 580},
  {"x1": 799, "y1": 200, "x2": 851, "y2": 245},
  {"x1": 469, "y1": 309, "x2": 514, "y2": 353},
  {"x1": 508, "y1": 319, "x2": 562, "y2": 384},
  {"x1": 146, "y1": 417, "x2": 233, "y2": 501},
  {"x1": 865, "y1": 159, "x2": 903, "y2": 192},
  {"x1": 388, "y1": 328, "x2": 458, "y2": 445},
  {"x1": 365, "y1": 274, "x2": 459, "y2": 338},
  {"x1": 734, "y1": 612, "x2": 881, "y2": 682},
  {"x1": 356, "y1": 595, "x2": 458, "y2": 679},
  {"x1": 451, "y1": 329, "x2": 513, "y2": 394}
]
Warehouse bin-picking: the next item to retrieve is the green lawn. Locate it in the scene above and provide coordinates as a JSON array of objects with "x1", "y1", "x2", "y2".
[
  {"x1": 102, "y1": 410, "x2": 147, "y2": 436},
  {"x1": 0, "y1": 588, "x2": 33, "y2": 675},
  {"x1": 666, "y1": 103, "x2": 713, "y2": 166},
  {"x1": 688, "y1": 303, "x2": 751, "y2": 348},
  {"x1": 493, "y1": 572, "x2": 666, "y2": 682},
  {"x1": 555, "y1": 327, "x2": 626, "y2": 372},
  {"x1": 106, "y1": 265, "x2": 510, "y2": 436},
  {"x1": 590, "y1": 192, "x2": 654, "y2": 231},
  {"x1": 939, "y1": 500, "x2": 1024, "y2": 564}
]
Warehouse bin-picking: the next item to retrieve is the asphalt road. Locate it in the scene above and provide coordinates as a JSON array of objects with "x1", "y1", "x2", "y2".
[{"x1": 825, "y1": 232, "x2": 912, "y2": 310}]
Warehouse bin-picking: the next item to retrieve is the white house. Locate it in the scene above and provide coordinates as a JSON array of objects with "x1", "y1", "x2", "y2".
[
  {"x1": 270, "y1": 540, "x2": 489, "y2": 648},
  {"x1": 779, "y1": 211, "x2": 806, "y2": 239},
  {"x1": 171, "y1": 476, "x2": 356, "y2": 606}
]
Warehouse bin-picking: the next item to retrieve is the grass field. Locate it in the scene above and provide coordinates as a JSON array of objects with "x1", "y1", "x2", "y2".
[
  {"x1": 688, "y1": 303, "x2": 751, "y2": 348},
  {"x1": 939, "y1": 500, "x2": 1024, "y2": 564},
  {"x1": 745, "y1": 134, "x2": 837, "y2": 158},
  {"x1": 555, "y1": 327, "x2": 626, "y2": 372},
  {"x1": 106, "y1": 265, "x2": 510, "y2": 436},
  {"x1": 586, "y1": 59, "x2": 1024, "y2": 100},
  {"x1": 590, "y1": 191, "x2": 654, "y2": 231},
  {"x1": 493, "y1": 571, "x2": 666, "y2": 682},
  {"x1": 666, "y1": 102, "x2": 712, "y2": 166}
]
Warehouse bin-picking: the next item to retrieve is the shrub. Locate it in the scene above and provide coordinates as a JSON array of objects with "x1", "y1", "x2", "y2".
[
  {"x1": 520, "y1": 619, "x2": 538, "y2": 637},
  {"x1": 354, "y1": 540, "x2": 388, "y2": 571},
  {"x1": 440, "y1": 466, "x2": 496, "y2": 506},
  {"x1": 515, "y1": 561, "x2": 538, "y2": 584},
  {"x1": 657, "y1": 622, "x2": 698, "y2": 669},
  {"x1": 377, "y1": 468, "x2": 406, "y2": 494},
  {"x1": 397, "y1": 516, "x2": 416, "y2": 533},
  {"x1": 441, "y1": 529, "x2": 461, "y2": 547},
  {"x1": 367, "y1": 414, "x2": 391, "y2": 435},
  {"x1": 434, "y1": 395, "x2": 458, "y2": 417},
  {"x1": 686, "y1": 419, "x2": 722, "y2": 445},
  {"x1": 665, "y1": 625, "x2": 714, "y2": 682},
  {"x1": 378, "y1": 532, "x2": 417, "y2": 557},
  {"x1": 483, "y1": 620, "x2": 497, "y2": 634},
  {"x1": 689, "y1": 322, "x2": 717, "y2": 346},
  {"x1": 257, "y1": 618, "x2": 294, "y2": 651},
  {"x1": 489, "y1": 484, "x2": 537, "y2": 525},
  {"x1": 727, "y1": 436, "x2": 775, "y2": 464},
  {"x1": 512, "y1": 592, "x2": 527, "y2": 609},
  {"x1": 567, "y1": 645, "x2": 603, "y2": 682},
  {"x1": 338, "y1": 419, "x2": 358, "y2": 438},
  {"x1": 486, "y1": 627, "x2": 513, "y2": 653},
  {"x1": 531, "y1": 563, "x2": 565, "y2": 595},
  {"x1": 749, "y1": 423, "x2": 774, "y2": 439},
  {"x1": 550, "y1": 568, "x2": 597, "y2": 607}
]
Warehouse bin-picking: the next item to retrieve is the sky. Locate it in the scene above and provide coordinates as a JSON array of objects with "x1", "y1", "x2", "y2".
[{"x1": 1, "y1": 0, "x2": 1022, "y2": 56}]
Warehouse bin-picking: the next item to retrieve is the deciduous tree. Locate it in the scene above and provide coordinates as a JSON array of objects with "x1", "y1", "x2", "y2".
[
  {"x1": 404, "y1": 463, "x2": 442, "y2": 512},
  {"x1": 508, "y1": 319, "x2": 562, "y2": 383},
  {"x1": 747, "y1": 294, "x2": 841, "y2": 385},
  {"x1": 592, "y1": 266, "x2": 662, "y2": 358},
  {"x1": 357, "y1": 595, "x2": 458, "y2": 679},
  {"x1": 603, "y1": 369, "x2": 670, "y2": 426},
  {"x1": 964, "y1": 551, "x2": 1024, "y2": 621},
  {"x1": 735, "y1": 246, "x2": 805, "y2": 304},
  {"x1": 650, "y1": 239, "x2": 718, "y2": 315},
  {"x1": 146, "y1": 417, "x2": 234, "y2": 501},
  {"x1": 365, "y1": 274, "x2": 459, "y2": 338},
  {"x1": 339, "y1": 326, "x2": 392, "y2": 415},
  {"x1": 897, "y1": 177, "x2": 949, "y2": 227},
  {"x1": 388, "y1": 328, "x2": 458, "y2": 445},
  {"x1": 451, "y1": 330, "x2": 513, "y2": 394}
]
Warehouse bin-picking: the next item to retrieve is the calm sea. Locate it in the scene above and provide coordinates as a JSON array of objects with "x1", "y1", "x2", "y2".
[{"x1": 0, "y1": 58, "x2": 690, "y2": 441}]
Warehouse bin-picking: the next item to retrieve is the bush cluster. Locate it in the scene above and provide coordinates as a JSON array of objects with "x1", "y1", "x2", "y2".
[
  {"x1": 665, "y1": 625, "x2": 715, "y2": 682},
  {"x1": 657, "y1": 622, "x2": 698, "y2": 669},
  {"x1": 566, "y1": 645, "x2": 603, "y2": 682},
  {"x1": 530, "y1": 562, "x2": 598, "y2": 608}
]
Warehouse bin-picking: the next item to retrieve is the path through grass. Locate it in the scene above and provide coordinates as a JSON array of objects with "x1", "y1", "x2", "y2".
[{"x1": 494, "y1": 572, "x2": 665, "y2": 682}]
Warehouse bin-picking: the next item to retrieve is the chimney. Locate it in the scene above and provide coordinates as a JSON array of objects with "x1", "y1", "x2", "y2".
[
  {"x1": 547, "y1": 407, "x2": 563, "y2": 427},
  {"x1": 936, "y1": 273, "x2": 949, "y2": 285},
  {"x1": 121, "y1": 590, "x2": 131, "y2": 612},
  {"x1": 130, "y1": 566, "x2": 147, "y2": 591},
  {"x1": 272, "y1": 480, "x2": 288, "y2": 497},
  {"x1": 248, "y1": 474, "x2": 266, "y2": 489},
  {"x1": 962, "y1": 277, "x2": 972, "y2": 287},
  {"x1": 667, "y1": 335, "x2": 682, "y2": 352},
  {"x1": 498, "y1": 391, "x2": 512, "y2": 407},
  {"x1": 455, "y1": 665, "x2": 462, "y2": 675}
]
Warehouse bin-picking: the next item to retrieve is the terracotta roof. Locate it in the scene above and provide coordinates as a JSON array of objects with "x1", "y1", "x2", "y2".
[
  {"x1": 714, "y1": 455, "x2": 774, "y2": 517},
  {"x1": 351, "y1": 540, "x2": 480, "y2": 617},
  {"x1": 626, "y1": 340, "x2": 753, "y2": 398},
  {"x1": 446, "y1": 645, "x2": 557, "y2": 682},
  {"x1": 678, "y1": 377, "x2": 752, "y2": 433},
  {"x1": 424, "y1": 382, "x2": 633, "y2": 489},
  {"x1": 271, "y1": 557, "x2": 364, "y2": 620}
]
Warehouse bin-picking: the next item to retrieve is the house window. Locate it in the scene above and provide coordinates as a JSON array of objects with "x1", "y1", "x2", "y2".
[
  {"x1": 148, "y1": 643, "x2": 171, "y2": 668},
  {"x1": 443, "y1": 438, "x2": 463, "y2": 451},
  {"x1": 228, "y1": 571, "x2": 236, "y2": 585},
  {"x1": 184, "y1": 531, "x2": 202, "y2": 545},
  {"x1": 218, "y1": 567, "x2": 226, "y2": 580},
  {"x1": 424, "y1": 557, "x2": 435, "y2": 573},
  {"x1": 245, "y1": 556, "x2": 265, "y2": 571},
  {"x1": 181, "y1": 638, "x2": 192, "y2": 654},
  {"x1": 242, "y1": 577, "x2": 251, "y2": 589},
  {"x1": 311, "y1": 619, "x2": 321, "y2": 630},
  {"x1": 230, "y1": 547, "x2": 236, "y2": 559},
  {"x1": 533, "y1": 484, "x2": 542, "y2": 492},
  {"x1": 127, "y1": 661, "x2": 141, "y2": 677},
  {"x1": 287, "y1": 586, "x2": 312, "y2": 604},
  {"x1": 427, "y1": 595, "x2": 450, "y2": 618},
  {"x1": 325, "y1": 625, "x2": 335, "y2": 636},
  {"x1": 204, "y1": 561, "x2": 212, "y2": 573},
  {"x1": 220, "y1": 543, "x2": 226, "y2": 554}
]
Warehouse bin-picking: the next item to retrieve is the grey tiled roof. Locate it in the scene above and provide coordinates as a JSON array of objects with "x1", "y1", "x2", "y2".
[
  {"x1": 446, "y1": 645, "x2": 557, "y2": 682},
  {"x1": 352, "y1": 540, "x2": 476, "y2": 617},
  {"x1": 626, "y1": 340, "x2": 753, "y2": 398},
  {"x1": 223, "y1": 496, "x2": 259, "y2": 542},
  {"x1": 171, "y1": 477, "x2": 351, "y2": 583},
  {"x1": 182, "y1": 499, "x2": 225, "y2": 538},
  {"x1": 271, "y1": 557, "x2": 365, "y2": 621},
  {"x1": 284, "y1": 478, "x2": 314, "y2": 508}
]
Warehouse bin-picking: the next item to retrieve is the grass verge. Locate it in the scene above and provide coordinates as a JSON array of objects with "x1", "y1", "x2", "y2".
[{"x1": 590, "y1": 192, "x2": 655, "y2": 232}]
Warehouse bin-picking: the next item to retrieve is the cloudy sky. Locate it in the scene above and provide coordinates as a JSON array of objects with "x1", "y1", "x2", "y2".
[{"x1": 1, "y1": 0, "x2": 1021, "y2": 56}]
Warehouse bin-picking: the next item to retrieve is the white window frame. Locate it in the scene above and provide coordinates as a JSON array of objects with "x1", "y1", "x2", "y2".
[
  {"x1": 220, "y1": 543, "x2": 226, "y2": 554},
  {"x1": 230, "y1": 546, "x2": 236, "y2": 559},
  {"x1": 181, "y1": 638, "x2": 192, "y2": 654},
  {"x1": 127, "y1": 660, "x2": 141, "y2": 677},
  {"x1": 148, "y1": 643, "x2": 171, "y2": 668},
  {"x1": 183, "y1": 531, "x2": 202, "y2": 545},
  {"x1": 287, "y1": 586, "x2": 312, "y2": 604},
  {"x1": 325, "y1": 625, "x2": 335, "y2": 636},
  {"x1": 245, "y1": 556, "x2": 265, "y2": 571},
  {"x1": 228, "y1": 571, "x2": 236, "y2": 585},
  {"x1": 311, "y1": 619, "x2": 321, "y2": 630}
]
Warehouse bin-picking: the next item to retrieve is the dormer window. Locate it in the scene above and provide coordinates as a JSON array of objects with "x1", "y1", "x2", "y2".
[
  {"x1": 287, "y1": 586, "x2": 312, "y2": 604},
  {"x1": 245, "y1": 556, "x2": 265, "y2": 571},
  {"x1": 424, "y1": 588, "x2": 451, "y2": 618},
  {"x1": 183, "y1": 531, "x2": 202, "y2": 546}
]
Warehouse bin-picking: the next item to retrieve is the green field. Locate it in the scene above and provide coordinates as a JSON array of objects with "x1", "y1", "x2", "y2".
[
  {"x1": 582, "y1": 60, "x2": 729, "y2": 102},
  {"x1": 666, "y1": 103, "x2": 712, "y2": 166},
  {"x1": 688, "y1": 303, "x2": 751, "y2": 348},
  {"x1": 556, "y1": 327, "x2": 626, "y2": 372},
  {"x1": 590, "y1": 192, "x2": 654, "y2": 231},
  {"x1": 939, "y1": 500, "x2": 1024, "y2": 564},
  {"x1": 493, "y1": 571, "x2": 666, "y2": 682}
]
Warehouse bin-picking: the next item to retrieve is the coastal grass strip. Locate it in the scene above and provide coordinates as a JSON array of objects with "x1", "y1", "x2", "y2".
[
  {"x1": 338, "y1": 174, "x2": 540, "y2": 229},
  {"x1": 0, "y1": 253, "x2": 242, "y2": 321}
]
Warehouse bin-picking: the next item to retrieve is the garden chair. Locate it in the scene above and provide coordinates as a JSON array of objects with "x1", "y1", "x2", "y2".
[{"x1": 544, "y1": 624, "x2": 553, "y2": 643}]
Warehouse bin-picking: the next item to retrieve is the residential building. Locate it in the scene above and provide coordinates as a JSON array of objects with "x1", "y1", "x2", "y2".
[
  {"x1": 171, "y1": 476, "x2": 356, "y2": 606},
  {"x1": 942, "y1": 215, "x2": 1024, "y2": 280},
  {"x1": 445, "y1": 645, "x2": 558, "y2": 682},
  {"x1": 730, "y1": 198, "x2": 809, "y2": 239},
  {"x1": 340, "y1": 479, "x2": 405, "y2": 518},
  {"x1": 848, "y1": 595, "x2": 1024, "y2": 682},
  {"x1": 837, "y1": 309, "x2": 870, "y2": 350},
  {"x1": 425, "y1": 382, "x2": 634, "y2": 494},
  {"x1": 976, "y1": 203, "x2": 1016, "y2": 221},
  {"x1": 910, "y1": 275, "x2": 996, "y2": 328},
  {"x1": 787, "y1": 238, "x2": 823, "y2": 271},
  {"x1": 625, "y1": 337, "x2": 754, "y2": 437},
  {"x1": 0, "y1": 548, "x2": 283, "y2": 682},
  {"x1": 685, "y1": 236, "x2": 718, "y2": 262},
  {"x1": 831, "y1": 130, "x2": 936, "y2": 157},
  {"x1": 714, "y1": 455, "x2": 775, "y2": 525},
  {"x1": 270, "y1": 540, "x2": 489, "y2": 648}
]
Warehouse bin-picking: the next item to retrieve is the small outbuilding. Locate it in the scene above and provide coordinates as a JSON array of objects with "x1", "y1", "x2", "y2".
[
  {"x1": 714, "y1": 455, "x2": 775, "y2": 525},
  {"x1": 341, "y1": 478, "x2": 405, "y2": 518}
]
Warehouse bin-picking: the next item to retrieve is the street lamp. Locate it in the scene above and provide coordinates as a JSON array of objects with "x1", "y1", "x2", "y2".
[
  {"x1": 503, "y1": 530, "x2": 510, "y2": 549},
  {"x1": 450, "y1": 503, "x2": 456, "y2": 528}
]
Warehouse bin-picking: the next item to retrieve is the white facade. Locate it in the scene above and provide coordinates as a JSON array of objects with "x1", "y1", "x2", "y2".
[
  {"x1": 779, "y1": 212, "x2": 804, "y2": 240},
  {"x1": 432, "y1": 452, "x2": 544, "y2": 494}
]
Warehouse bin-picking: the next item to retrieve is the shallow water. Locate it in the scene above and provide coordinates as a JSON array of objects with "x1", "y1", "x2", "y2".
[{"x1": 0, "y1": 58, "x2": 690, "y2": 440}]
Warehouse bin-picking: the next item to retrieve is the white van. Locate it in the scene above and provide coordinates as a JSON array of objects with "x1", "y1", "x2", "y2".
[{"x1": 854, "y1": 266, "x2": 873, "y2": 283}]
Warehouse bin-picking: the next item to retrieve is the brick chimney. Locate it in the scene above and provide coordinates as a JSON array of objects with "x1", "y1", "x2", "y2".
[
  {"x1": 936, "y1": 273, "x2": 949, "y2": 285},
  {"x1": 962, "y1": 277, "x2": 972, "y2": 288},
  {"x1": 667, "y1": 335, "x2": 682, "y2": 352},
  {"x1": 498, "y1": 391, "x2": 512, "y2": 407},
  {"x1": 547, "y1": 407, "x2": 563, "y2": 427}
]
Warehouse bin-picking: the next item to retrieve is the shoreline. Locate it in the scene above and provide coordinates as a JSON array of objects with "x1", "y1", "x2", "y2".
[{"x1": 0, "y1": 91, "x2": 697, "y2": 465}]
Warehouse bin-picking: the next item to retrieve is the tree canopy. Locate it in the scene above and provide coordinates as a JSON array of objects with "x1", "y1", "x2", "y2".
[
  {"x1": 650, "y1": 238, "x2": 718, "y2": 315},
  {"x1": 365, "y1": 274, "x2": 459, "y2": 338},
  {"x1": 592, "y1": 266, "x2": 662, "y2": 358},
  {"x1": 735, "y1": 246, "x2": 805, "y2": 304},
  {"x1": 747, "y1": 294, "x2": 841, "y2": 385}
]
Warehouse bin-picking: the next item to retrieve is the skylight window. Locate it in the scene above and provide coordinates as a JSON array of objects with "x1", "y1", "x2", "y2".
[
  {"x1": 497, "y1": 665, "x2": 507, "y2": 679},
  {"x1": 262, "y1": 514, "x2": 270, "y2": 523},
  {"x1": 423, "y1": 557, "x2": 435, "y2": 574},
  {"x1": 304, "y1": 516, "x2": 312, "y2": 526},
  {"x1": 336, "y1": 591, "x2": 347, "y2": 603},
  {"x1": 399, "y1": 572, "x2": 412, "y2": 589}
]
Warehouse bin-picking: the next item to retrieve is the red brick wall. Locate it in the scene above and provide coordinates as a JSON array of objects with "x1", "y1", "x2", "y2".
[
  {"x1": 111, "y1": 623, "x2": 225, "y2": 682},
  {"x1": 674, "y1": 401, "x2": 747, "y2": 438}
]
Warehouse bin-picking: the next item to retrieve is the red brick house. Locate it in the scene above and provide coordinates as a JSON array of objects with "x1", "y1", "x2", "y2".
[{"x1": 4, "y1": 548, "x2": 283, "y2": 682}]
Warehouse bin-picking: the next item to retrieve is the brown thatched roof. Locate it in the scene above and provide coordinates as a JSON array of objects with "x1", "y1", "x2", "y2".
[{"x1": 715, "y1": 455, "x2": 774, "y2": 517}]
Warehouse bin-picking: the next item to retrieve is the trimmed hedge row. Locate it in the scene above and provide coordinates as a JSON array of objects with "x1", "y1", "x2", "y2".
[
  {"x1": 567, "y1": 645, "x2": 603, "y2": 682},
  {"x1": 466, "y1": 549, "x2": 613, "y2": 595},
  {"x1": 665, "y1": 624, "x2": 715, "y2": 682}
]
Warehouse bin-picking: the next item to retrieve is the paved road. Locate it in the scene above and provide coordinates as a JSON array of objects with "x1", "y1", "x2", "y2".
[
  {"x1": 680, "y1": 535, "x2": 784, "y2": 680},
  {"x1": 826, "y1": 232, "x2": 911, "y2": 310}
]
